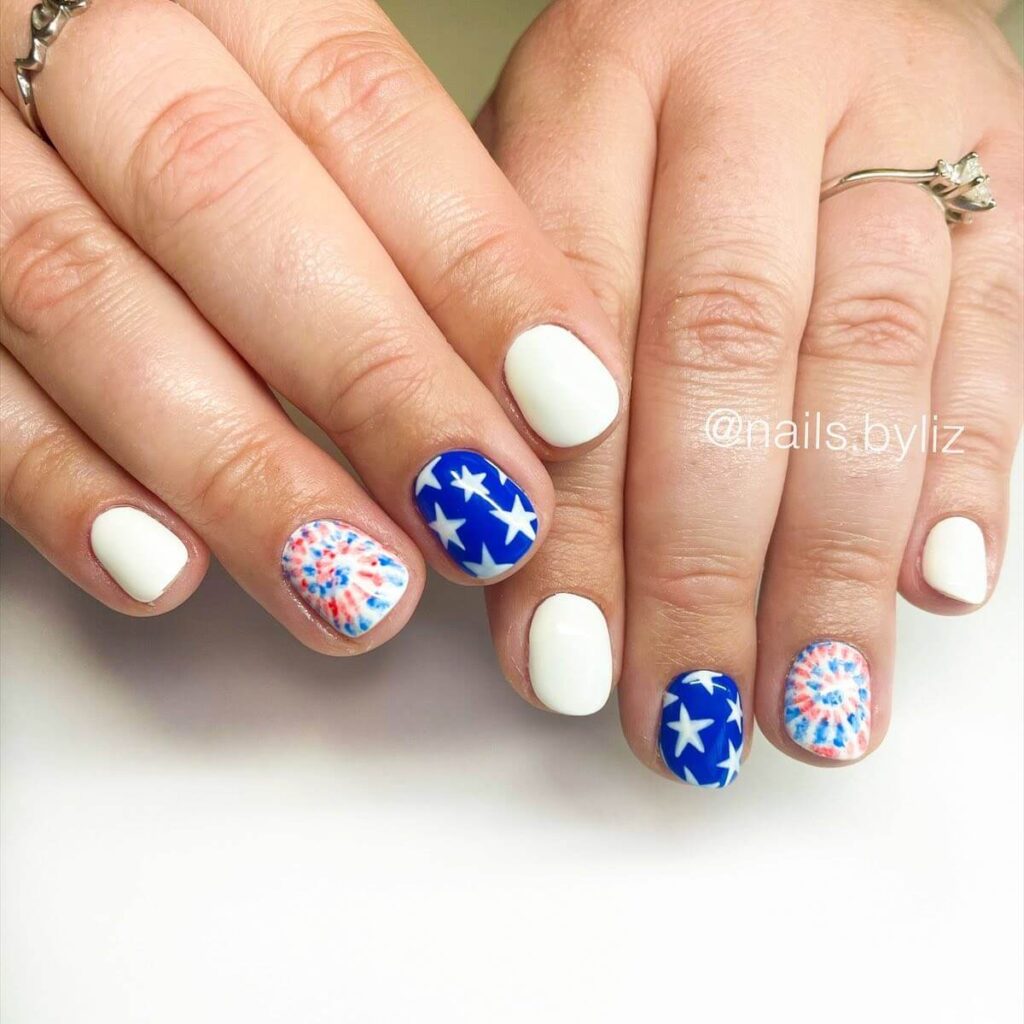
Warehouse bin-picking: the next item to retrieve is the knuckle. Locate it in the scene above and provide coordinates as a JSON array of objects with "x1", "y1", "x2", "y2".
[
  {"x1": 645, "y1": 270, "x2": 794, "y2": 378},
  {"x1": 424, "y1": 220, "x2": 525, "y2": 321},
  {"x1": 186, "y1": 427, "x2": 281, "y2": 530},
  {"x1": 321, "y1": 331, "x2": 434, "y2": 445},
  {"x1": 282, "y1": 29, "x2": 429, "y2": 147},
  {"x1": 949, "y1": 412, "x2": 1016, "y2": 476},
  {"x1": 0, "y1": 206, "x2": 124, "y2": 338},
  {"x1": 1, "y1": 426, "x2": 78, "y2": 519},
  {"x1": 787, "y1": 526, "x2": 894, "y2": 591},
  {"x1": 127, "y1": 87, "x2": 274, "y2": 243},
  {"x1": 808, "y1": 291, "x2": 936, "y2": 370},
  {"x1": 643, "y1": 546, "x2": 758, "y2": 619},
  {"x1": 548, "y1": 483, "x2": 618, "y2": 547}
]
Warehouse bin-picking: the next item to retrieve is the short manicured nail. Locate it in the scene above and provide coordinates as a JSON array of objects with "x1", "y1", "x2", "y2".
[
  {"x1": 922, "y1": 516, "x2": 987, "y2": 605},
  {"x1": 90, "y1": 506, "x2": 188, "y2": 603},
  {"x1": 504, "y1": 324, "x2": 619, "y2": 447},
  {"x1": 414, "y1": 450, "x2": 537, "y2": 579},
  {"x1": 784, "y1": 640, "x2": 870, "y2": 760},
  {"x1": 528, "y1": 593, "x2": 612, "y2": 716},
  {"x1": 282, "y1": 520, "x2": 408, "y2": 637},
  {"x1": 658, "y1": 671, "x2": 743, "y2": 787}
]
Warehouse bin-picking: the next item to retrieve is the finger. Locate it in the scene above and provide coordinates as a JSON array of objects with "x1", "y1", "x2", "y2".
[
  {"x1": 179, "y1": 0, "x2": 623, "y2": 453},
  {"x1": 619, "y1": 75, "x2": 824, "y2": 784},
  {"x1": 1, "y1": 348, "x2": 205, "y2": 611},
  {"x1": 0, "y1": 98, "x2": 421, "y2": 652},
  {"x1": 474, "y1": 10, "x2": 656, "y2": 714},
  {"x1": 756, "y1": 127, "x2": 956, "y2": 764},
  {"x1": 0, "y1": 0, "x2": 552, "y2": 585},
  {"x1": 900, "y1": 130, "x2": 1024, "y2": 611}
]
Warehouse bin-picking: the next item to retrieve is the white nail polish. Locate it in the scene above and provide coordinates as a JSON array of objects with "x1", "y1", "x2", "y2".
[
  {"x1": 504, "y1": 324, "x2": 619, "y2": 447},
  {"x1": 528, "y1": 593, "x2": 612, "y2": 716},
  {"x1": 90, "y1": 507, "x2": 188, "y2": 603},
  {"x1": 922, "y1": 516, "x2": 988, "y2": 605}
]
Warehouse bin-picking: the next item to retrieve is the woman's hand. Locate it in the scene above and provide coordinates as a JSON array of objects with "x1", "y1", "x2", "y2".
[
  {"x1": 0, "y1": 0, "x2": 626, "y2": 650},
  {"x1": 479, "y1": 0, "x2": 1022, "y2": 780}
]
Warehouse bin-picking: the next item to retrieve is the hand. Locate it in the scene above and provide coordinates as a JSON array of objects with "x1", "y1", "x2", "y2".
[
  {"x1": 478, "y1": 0, "x2": 1022, "y2": 780},
  {"x1": 0, "y1": 0, "x2": 626, "y2": 651}
]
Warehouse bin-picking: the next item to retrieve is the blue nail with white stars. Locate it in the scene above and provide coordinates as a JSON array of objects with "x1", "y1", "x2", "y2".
[
  {"x1": 658, "y1": 671, "x2": 743, "y2": 788},
  {"x1": 413, "y1": 450, "x2": 538, "y2": 579}
]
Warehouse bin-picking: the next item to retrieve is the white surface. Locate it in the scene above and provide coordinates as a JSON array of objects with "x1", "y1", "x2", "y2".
[
  {"x1": 923, "y1": 515, "x2": 989, "y2": 605},
  {"x1": 90, "y1": 506, "x2": 188, "y2": 603},
  {"x1": 528, "y1": 592, "x2": 612, "y2": 715},
  {"x1": 504, "y1": 324, "x2": 620, "y2": 447},
  {"x1": 2, "y1": 468, "x2": 1022, "y2": 1023}
]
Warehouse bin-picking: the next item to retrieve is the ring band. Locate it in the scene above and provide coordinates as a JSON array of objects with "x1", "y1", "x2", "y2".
[
  {"x1": 820, "y1": 152, "x2": 996, "y2": 226},
  {"x1": 14, "y1": 0, "x2": 90, "y2": 143}
]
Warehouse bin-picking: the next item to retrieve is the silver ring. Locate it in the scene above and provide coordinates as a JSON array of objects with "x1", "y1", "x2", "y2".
[
  {"x1": 14, "y1": 0, "x2": 90, "y2": 143},
  {"x1": 821, "y1": 152, "x2": 996, "y2": 226}
]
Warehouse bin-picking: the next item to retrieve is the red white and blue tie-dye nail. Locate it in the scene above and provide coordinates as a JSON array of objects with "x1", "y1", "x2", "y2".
[
  {"x1": 784, "y1": 640, "x2": 870, "y2": 760},
  {"x1": 282, "y1": 521, "x2": 408, "y2": 638}
]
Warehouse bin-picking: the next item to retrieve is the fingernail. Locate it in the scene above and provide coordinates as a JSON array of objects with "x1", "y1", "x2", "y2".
[
  {"x1": 529, "y1": 593, "x2": 612, "y2": 716},
  {"x1": 658, "y1": 671, "x2": 743, "y2": 787},
  {"x1": 784, "y1": 640, "x2": 870, "y2": 761},
  {"x1": 90, "y1": 506, "x2": 188, "y2": 603},
  {"x1": 922, "y1": 516, "x2": 987, "y2": 605},
  {"x1": 413, "y1": 450, "x2": 537, "y2": 579},
  {"x1": 282, "y1": 520, "x2": 408, "y2": 637},
  {"x1": 504, "y1": 324, "x2": 619, "y2": 447}
]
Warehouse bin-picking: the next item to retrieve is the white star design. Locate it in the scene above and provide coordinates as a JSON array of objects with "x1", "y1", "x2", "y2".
[
  {"x1": 414, "y1": 456, "x2": 443, "y2": 496},
  {"x1": 683, "y1": 767, "x2": 722, "y2": 789},
  {"x1": 662, "y1": 691, "x2": 679, "y2": 708},
  {"x1": 489, "y1": 495, "x2": 538, "y2": 545},
  {"x1": 428, "y1": 503, "x2": 466, "y2": 551},
  {"x1": 462, "y1": 544, "x2": 514, "y2": 579},
  {"x1": 667, "y1": 704, "x2": 715, "y2": 759},
  {"x1": 679, "y1": 670, "x2": 725, "y2": 695},
  {"x1": 450, "y1": 465, "x2": 490, "y2": 502},
  {"x1": 726, "y1": 696, "x2": 743, "y2": 727},
  {"x1": 716, "y1": 740, "x2": 742, "y2": 787}
]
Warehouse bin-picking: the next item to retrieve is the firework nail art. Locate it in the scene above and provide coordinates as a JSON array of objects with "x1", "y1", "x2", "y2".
[
  {"x1": 282, "y1": 521, "x2": 408, "y2": 637},
  {"x1": 413, "y1": 450, "x2": 537, "y2": 579},
  {"x1": 659, "y1": 671, "x2": 743, "y2": 788},
  {"x1": 784, "y1": 640, "x2": 870, "y2": 760}
]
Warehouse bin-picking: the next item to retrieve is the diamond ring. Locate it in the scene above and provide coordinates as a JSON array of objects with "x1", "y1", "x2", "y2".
[{"x1": 820, "y1": 152, "x2": 995, "y2": 226}]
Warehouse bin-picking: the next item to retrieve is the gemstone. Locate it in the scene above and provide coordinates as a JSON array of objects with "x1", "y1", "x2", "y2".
[{"x1": 946, "y1": 153, "x2": 994, "y2": 208}]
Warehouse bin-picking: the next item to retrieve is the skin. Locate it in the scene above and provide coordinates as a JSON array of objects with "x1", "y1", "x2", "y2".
[
  {"x1": 0, "y1": 0, "x2": 629, "y2": 651},
  {"x1": 478, "y1": 0, "x2": 1023, "y2": 773}
]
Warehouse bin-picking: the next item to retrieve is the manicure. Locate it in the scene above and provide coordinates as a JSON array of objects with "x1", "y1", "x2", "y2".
[
  {"x1": 282, "y1": 520, "x2": 408, "y2": 637},
  {"x1": 922, "y1": 516, "x2": 987, "y2": 605},
  {"x1": 504, "y1": 324, "x2": 620, "y2": 447},
  {"x1": 90, "y1": 506, "x2": 188, "y2": 603},
  {"x1": 529, "y1": 593, "x2": 612, "y2": 716},
  {"x1": 658, "y1": 670, "x2": 743, "y2": 788},
  {"x1": 784, "y1": 640, "x2": 870, "y2": 760},
  {"x1": 414, "y1": 450, "x2": 538, "y2": 579}
]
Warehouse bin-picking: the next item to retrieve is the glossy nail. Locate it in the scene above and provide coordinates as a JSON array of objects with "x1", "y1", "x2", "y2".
[
  {"x1": 504, "y1": 324, "x2": 619, "y2": 447},
  {"x1": 90, "y1": 506, "x2": 188, "y2": 602},
  {"x1": 922, "y1": 516, "x2": 987, "y2": 605},
  {"x1": 784, "y1": 640, "x2": 870, "y2": 760},
  {"x1": 414, "y1": 450, "x2": 537, "y2": 579},
  {"x1": 659, "y1": 671, "x2": 743, "y2": 788},
  {"x1": 529, "y1": 593, "x2": 612, "y2": 716},
  {"x1": 282, "y1": 520, "x2": 408, "y2": 637}
]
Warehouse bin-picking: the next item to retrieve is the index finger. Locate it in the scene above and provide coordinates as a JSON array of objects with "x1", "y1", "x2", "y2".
[{"x1": 178, "y1": 0, "x2": 623, "y2": 455}]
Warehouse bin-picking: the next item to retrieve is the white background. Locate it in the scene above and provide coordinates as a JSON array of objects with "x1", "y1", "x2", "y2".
[{"x1": 2, "y1": 455, "x2": 1022, "y2": 1022}]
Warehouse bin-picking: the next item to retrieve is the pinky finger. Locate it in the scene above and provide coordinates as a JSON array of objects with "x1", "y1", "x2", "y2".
[
  {"x1": 1, "y1": 349, "x2": 207, "y2": 612},
  {"x1": 900, "y1": 131, "x2": 1023, "y2": 612}
]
